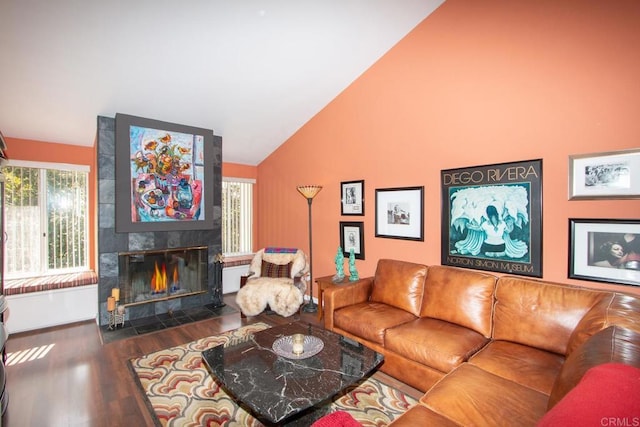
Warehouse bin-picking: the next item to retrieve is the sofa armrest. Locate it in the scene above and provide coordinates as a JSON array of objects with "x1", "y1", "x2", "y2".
[
  {"x1": 323, "y1": 277, "x2": 373, "y2": 331},
  {"x1": 293, "y1": 273, "x2": 308, "y2": 295},
  {"x1": 548, "y1": 326, "x2": 640, "y2": 410}
]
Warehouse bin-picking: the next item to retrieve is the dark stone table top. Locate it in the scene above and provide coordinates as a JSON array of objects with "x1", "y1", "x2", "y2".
[{"x1": 202, "y1": 322, "x2": 383, "y2": 425}]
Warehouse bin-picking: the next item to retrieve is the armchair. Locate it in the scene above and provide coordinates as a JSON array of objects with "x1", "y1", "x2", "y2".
[{"x1": 235, "y1": 248, "x2": 309, "y2": 317}]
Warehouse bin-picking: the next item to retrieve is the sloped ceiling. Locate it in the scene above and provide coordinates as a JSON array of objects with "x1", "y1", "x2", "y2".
[{"x1": 0, "y1": 0, "x2": 445, "y2": 165}]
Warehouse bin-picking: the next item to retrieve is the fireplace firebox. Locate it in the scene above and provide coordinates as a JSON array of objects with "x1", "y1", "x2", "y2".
[{"x1": 118, "y1": 246, "x2": 208, "y2": 306}]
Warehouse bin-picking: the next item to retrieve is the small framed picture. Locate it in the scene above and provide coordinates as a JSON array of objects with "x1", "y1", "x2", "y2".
[
  {"x1": 340, "y1": 221, "x2": 364, "y2": 260},
  {"x1": 569, "y1": 218, "x2": 640, "y2": 287},
  {"x1": 341, "y1": 180, "x2": 364, "y2": 215},
  {"x1": 375, "y1": 186, "x2": 424, "y2": 241},
  {"x1": 569, "y1": 148, "x2": 640, "y2": 200}
]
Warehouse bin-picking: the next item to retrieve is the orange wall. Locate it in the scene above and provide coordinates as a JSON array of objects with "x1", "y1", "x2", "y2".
[
  {"x1": 4, "y1": 138, "x2": 98, "y2": 270},
  {"x1": 257, "y1": 0, "x2": 640, "y2": 296}
]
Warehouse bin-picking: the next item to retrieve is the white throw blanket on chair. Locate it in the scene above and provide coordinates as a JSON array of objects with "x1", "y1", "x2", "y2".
[{"x1": 235, "y1": 277, "x2": 303, "y2": 317}]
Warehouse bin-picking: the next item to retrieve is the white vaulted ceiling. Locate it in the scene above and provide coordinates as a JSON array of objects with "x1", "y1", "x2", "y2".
[{"x1": 0, "y1": 0, "x2": 445, "y2": 165}]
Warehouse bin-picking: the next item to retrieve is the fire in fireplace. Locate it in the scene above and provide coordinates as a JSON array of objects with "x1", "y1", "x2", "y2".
[{"x1": 118, "y1": 246, "x2": 208, "y2": 305}]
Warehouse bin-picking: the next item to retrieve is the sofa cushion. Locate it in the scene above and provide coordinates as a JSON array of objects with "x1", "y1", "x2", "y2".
[
  {"x1": 469, "y1": 340, "x2": 565, "y2": 394},
  {"x1": 548, "y1": 326, "x2": 640, "y2": 410},
  {"x1": 493, "y1": 276, "x2": 604, "y2": 355},
  {"x1": 260, "y1": 260, "x2": 292, "y2": 278},
  {"x1": 421, "y1": 363, "x2": 548, "y2": 427},
  {"x1": 538, "y1": 363, "x2": 640, "y2": 427},
  {"x1": 386, "y1": 317, "x2": 489, "y2": 373},
  {"x1": 420, "y1": 265, "x2": 496, "y2": 337},
  {"x1": 333, "y1": 302, "x2": 417, "y2": 345},
  {"x1": 388, "y1": 403, "x2": 459, "y2": 427},
  {"x1": 369, "y1": 259, "x2": 427, "y2": 316}
]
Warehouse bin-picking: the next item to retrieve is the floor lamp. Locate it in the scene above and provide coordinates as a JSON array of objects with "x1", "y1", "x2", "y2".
[{"x1": 297, "y1": 185, "x2": 322, "y2": 313}]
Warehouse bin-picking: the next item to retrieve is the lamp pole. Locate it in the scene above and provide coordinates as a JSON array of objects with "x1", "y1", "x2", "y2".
[
  {"x1": 297, "y1": 185, "x2": 322, "y2": 313},
  {"x1": 303, "y1": 196, "x2": 317, "y2": 312}
]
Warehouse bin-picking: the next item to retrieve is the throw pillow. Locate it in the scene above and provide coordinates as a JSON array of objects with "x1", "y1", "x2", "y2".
[
  {"x1": 537, "y1": 362, "x2": 640, "y2": 426},
  {"x1": 261, "y1": 260, "x2": 292, "y2": 278},
  {"x1": 311, "y1": 410, "x2": 361, "y2": 427}
]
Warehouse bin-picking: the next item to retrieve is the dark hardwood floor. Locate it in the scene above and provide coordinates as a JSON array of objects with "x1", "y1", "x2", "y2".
[{"x1": 2, "y1": 294, "x2": 422, "y2": 427}]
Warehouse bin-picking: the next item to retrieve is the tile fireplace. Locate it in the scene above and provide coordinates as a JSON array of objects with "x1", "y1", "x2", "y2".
[
  {"x1": 119, "y1": 246, "x2": 208, "y2": 306},
  {"x1": 97, "y1": 115, "x2": 223, "y2": 326}
]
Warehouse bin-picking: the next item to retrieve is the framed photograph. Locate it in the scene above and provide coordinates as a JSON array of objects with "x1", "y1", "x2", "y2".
[
  {"x1": 341, "y1": 180, "x2": 364, "y2": 215},
  {"x1": 340, "y1": 221, "x2": 364, "y2": 260},
  {"x1": 569, "y1": 218, "x2": 640, "y2": 287},
  {"x1": 375, "y1": 186, "x2": 424, "y2": 241},
  {"x1": 569, "y1": 148, "x2": 640, "y2": 200},
  {"x1": 441, "y1": 159, "x2": 543, "y2": 277},
  {"x1": 115, "y1": 113, "x2": 215, "y2": 232}
]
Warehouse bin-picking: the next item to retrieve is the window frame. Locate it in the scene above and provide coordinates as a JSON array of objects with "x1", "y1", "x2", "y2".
[
  {"x1": 221, "y1": 177, "x2": 254, "y2": 257},
  {"x1": 4, "y1": 160, "x2": 90, "y2": 279}
]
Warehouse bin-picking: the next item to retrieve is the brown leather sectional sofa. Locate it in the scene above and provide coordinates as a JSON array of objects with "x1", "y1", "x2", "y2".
[{"x1": 323, "y1": 259, "x2": 640, "y2": 426}]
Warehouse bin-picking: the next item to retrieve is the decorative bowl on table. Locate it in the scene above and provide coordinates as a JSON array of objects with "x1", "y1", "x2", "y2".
[{"x1": 272, "y1": 335, "x2": 324, "y2": 360}]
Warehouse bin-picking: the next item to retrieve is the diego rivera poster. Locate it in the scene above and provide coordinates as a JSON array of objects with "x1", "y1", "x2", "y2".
[{"x1": 441, "y1": 159, "x2": 542, "y2": 277}]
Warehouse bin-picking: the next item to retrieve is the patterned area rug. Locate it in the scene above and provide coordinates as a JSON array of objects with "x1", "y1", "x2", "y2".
[{"x1": 129, "y1": 322, "x2": 417, "y2": 426}]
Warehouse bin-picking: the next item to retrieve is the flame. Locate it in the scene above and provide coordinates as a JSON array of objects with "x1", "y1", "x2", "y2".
[
  {"x1": 150, "y1": 261, "x2": 168, "y2": 292},
  {"x1": 149, "y1": 261, "x2": 180, "y2": 293},
  {"x1": 173, "y1": 265, "x2": 179, "y2": 286}
]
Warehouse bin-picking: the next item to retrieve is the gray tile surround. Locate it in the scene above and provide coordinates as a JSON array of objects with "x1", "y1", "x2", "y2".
[{"x1": 96, "y1": 116, "x2": 223, "y2": 326}]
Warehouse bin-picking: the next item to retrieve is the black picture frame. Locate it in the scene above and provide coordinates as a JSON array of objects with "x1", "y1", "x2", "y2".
[
  {"x1": 568, "y1": 218, "x2": 640, "y2": 287},
  {"x1": 375, "y1": 186, "x2": 424, "y2": 241},
  {"x1": 340, "y1": 221, "x2": 365, "y2": 260},
  {"x1": 115, "y1": 113, "x2": 215, "y2": 232},
  {"x1": 341, "y1": 180, "x2": 364, "y2": 215},
  {"x1": 441, "y1": 159, "x2": 543, "y2": 277}
]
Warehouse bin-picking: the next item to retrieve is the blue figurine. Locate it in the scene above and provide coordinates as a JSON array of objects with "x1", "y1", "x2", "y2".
[
  {"x1": 349, "y1": 248, "x2": 359, "y2": 281},
  {"x1": 333, "y1": 247, "x2": 345, "y2": 282}
]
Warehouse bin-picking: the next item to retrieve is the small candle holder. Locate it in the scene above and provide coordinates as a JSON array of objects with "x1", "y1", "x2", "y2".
[
  {"x1": 108, "y1": 305, "x2": 125, "y2": 330},
  {"x1": 107, "y1": 291, "x2": 125, "y2": 330},
  {"x1": 292, "y1": 333, "x2": 305, "y2": 355}
]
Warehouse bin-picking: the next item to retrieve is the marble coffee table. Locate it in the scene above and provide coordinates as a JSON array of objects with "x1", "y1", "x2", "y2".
[{"x1": 202, "y1": 321, "x2": 384, "y2": 425}]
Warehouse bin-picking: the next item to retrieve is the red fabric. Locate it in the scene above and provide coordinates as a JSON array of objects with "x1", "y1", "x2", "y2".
[
  {"x1": 3, "y1": 270, "x2": 98, "y2": 295},
  {"x1": 537, "y1": 363, "x2": 640, "y2": 426},
  {"x1": 311, "y1": 411, "x2": 361, "y2": 427}
]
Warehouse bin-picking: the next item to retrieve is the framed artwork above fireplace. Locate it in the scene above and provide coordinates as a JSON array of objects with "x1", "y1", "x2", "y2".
[{"x1": 115, "y1": 113, "x2": 215, "y2": 232}]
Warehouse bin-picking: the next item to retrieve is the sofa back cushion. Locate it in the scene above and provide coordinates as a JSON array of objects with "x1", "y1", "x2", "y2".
[
  {"x1": 370, "y1": 259, "x2": 427, "y2": 316},
  {"x1": 493, "y1": 277, "x2": 604, "y2": 355},
  {"x1": 567, "y1": 292, "x2": 640, "y2": 355},
  {"x1": 420, "y1": 266, "x2": 497, "y2": 337},
  {"x1": 547, "y1": 326, "x2": 640, "y2": 410}
]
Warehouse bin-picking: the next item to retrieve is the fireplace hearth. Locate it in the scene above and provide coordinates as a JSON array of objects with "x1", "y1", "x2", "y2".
[{"x1": 119, "y1": 246, "x2": 208, "y2": 306}]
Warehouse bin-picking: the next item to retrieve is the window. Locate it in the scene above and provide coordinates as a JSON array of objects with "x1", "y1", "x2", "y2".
[
  {"x1": 222, "y1": 178, "x2": 254, "y2": 256},
  {"x1": 3, "y1": 162, "x2": 89, "y2": 278}
]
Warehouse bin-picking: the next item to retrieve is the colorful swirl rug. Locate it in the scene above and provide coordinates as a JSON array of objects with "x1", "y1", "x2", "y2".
[{"x1": 129, "y1": 322, "x2": 417, "y2": 426}]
